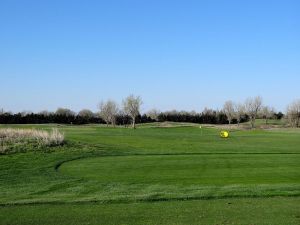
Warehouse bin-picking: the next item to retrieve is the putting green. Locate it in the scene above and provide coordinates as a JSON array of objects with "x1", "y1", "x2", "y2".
[{"x1": 60, "y1": 154, "x2": 300, "y2": 186}]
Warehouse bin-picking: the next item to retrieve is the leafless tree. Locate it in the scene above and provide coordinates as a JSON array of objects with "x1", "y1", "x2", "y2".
[
  {"x1": 286, "y1": 99, "x2": 300, "y2": 127},
  {"x1": 261, "y1": 106, "x2": 275, "y2": 125},
  {"x1": 146, "y1": 108, "x2": 161, "y2": 121},
  {"x1": 39, "y1": 110, "x2": 52, "y2": 116},
  {"x1": 235, "y1": 103, "x2": 245, "y2": 126},
  {"x1": 99, "y1": 100, "x2": 119, "y2": 126},
  {"x1": 78, "y1": 109, "x2": 94, "y2": 119},
  {"x1": 21, "y1": 111, "x2": 33, "y2": 117},
  {"x1": 55, "y1": 108, "x2": 75, "y2": 116},
  {"x1": 245, "y1": 96, "x2": 263, "y2": 128},
  {"x1": 190, "y1": 110, "x2": 197, "y2": 116},
  {"x1": 223, "y1": 100, "x2": 235, "y2": 125},
  {"x1": 123, "y1": 95, "x2": 143, "y2": 129}
]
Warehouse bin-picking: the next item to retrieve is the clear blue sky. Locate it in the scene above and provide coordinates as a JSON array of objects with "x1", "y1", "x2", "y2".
[{"x1": 0, "y1": 0, "x2": 299, "y2": 113}]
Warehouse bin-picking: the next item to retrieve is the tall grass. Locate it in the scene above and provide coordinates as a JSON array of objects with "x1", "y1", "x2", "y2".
[{"x1": 0, "y1": 128, "x2": 64, "y2": 154}]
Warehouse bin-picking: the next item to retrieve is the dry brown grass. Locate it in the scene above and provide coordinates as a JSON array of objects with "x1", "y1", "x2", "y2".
[{"x1": 0, "y1": 128, "x2": 64, "y2": 153}]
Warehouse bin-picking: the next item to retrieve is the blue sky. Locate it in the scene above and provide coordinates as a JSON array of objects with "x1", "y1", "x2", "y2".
[{"x1": 0, "y1": 0, "x2": 299, "y2": 113}]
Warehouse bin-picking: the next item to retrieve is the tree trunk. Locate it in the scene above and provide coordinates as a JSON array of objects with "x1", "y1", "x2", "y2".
[
  {"x1": 251, "y1": 118, "x2": 255, "y2": 129},
  {"x1": 237, "y1": 117, "x2": 241, "y2": 127},
  {"x1": 132, "y1": 117, "x2": 136, "y2": 129}
]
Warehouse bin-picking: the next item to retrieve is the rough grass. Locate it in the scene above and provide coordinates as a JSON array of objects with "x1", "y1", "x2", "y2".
[{"x1": 0, "y1": 128, "x2": 64, "y2": 154}]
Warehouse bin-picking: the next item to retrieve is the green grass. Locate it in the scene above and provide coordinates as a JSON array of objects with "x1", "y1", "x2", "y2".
[
  {"x1": 1, "y1": 197, "x2": 300, "y2": 225},
  {"x1": 61, "y1": 154, "x2": 300, "y2": 185},
  {"x1": 59, "y1": 154, "x2": 300, "y2": 202},
  {"x1": 0, "y1": 123, "x2": 300, "y2": 224}
]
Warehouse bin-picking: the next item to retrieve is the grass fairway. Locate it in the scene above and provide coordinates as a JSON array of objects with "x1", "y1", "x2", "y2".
[{"x1": 1, "y1": 123, "x2": 300, "y2": 224}]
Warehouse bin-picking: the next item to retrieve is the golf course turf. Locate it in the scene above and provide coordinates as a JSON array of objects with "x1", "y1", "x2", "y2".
[{"x1": 0, "y1": 123, "x2": 300, "y2": 224}]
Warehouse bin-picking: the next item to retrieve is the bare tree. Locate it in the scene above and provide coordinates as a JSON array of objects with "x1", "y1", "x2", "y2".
[
  {"x1": 78, "y1": 109, "x2": 94, "y2": 119},
  {"x1": 245, "y1": 96, "x2": 263, "y2": 128},
  {"x1": 39, "y1": 110, "x2": 52, "y2": 116},
  {"x1": 21, "y1": 111, "x2": 33, "y2": 117},
  {"x1": 55, "y1": 108, "x2": 75, "y2": 116},
  {"x1": 261, "y1": 106, "x2": 275, "y2": 125},
  {"x1": 286, "y1": 99, "x2": 300, "y2": 127},
  {"x1": 146, "y1": 108, "x2": 161, "y2": 121},
  {"x1": 235, "y1": 103, "x2": 245, "y2": 126},
  {"x1": 223, "y1": 100, "x2": 235, "y2": 125},
  {"x1": 98, "y1": 100, "x2": 119, "y2": 126},
  {"x1": 123, "y1": 95, "x2": 143, "y2": 129}
]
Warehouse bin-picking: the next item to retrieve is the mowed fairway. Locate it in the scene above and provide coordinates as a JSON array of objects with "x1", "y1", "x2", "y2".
[{"x1": 1, "y1": 124, "x2": 300, "y2": 224}]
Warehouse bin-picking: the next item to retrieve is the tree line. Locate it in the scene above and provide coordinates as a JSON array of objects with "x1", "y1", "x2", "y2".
[{"x1": 0, "y1": 95, "x2": 299, "y2": 128}]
